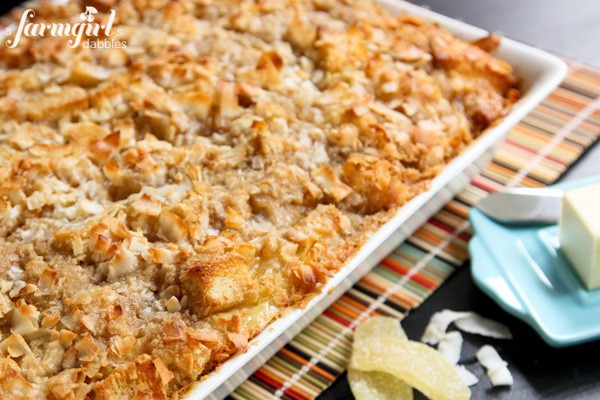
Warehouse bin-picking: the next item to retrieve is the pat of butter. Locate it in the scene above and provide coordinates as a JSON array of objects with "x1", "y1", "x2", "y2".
[{"x1": 559, "y1": 183, "x2": 600, "y2": 290}]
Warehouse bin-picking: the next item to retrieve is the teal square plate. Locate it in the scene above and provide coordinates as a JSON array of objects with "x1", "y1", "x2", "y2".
[{"x1": 469, "y1": 176, "x2": 600, "y2": 347}]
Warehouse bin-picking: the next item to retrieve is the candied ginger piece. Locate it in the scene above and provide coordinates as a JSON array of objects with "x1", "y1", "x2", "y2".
[{"x1": 351, "y1": 337, "x2": 470, "y2": 400}]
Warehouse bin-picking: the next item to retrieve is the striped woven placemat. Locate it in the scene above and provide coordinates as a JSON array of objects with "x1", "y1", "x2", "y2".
[{"x1": 228, "y1": 59, "x2": 600, "y2": 400}]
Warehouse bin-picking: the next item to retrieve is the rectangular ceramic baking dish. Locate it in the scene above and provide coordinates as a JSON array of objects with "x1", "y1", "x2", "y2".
[
  {"x1": 1, "y1": 0, "x2": 567, "y2": 398},
  {"x1": 187, "y1": 2, "x2": 567, "y2": 399}
]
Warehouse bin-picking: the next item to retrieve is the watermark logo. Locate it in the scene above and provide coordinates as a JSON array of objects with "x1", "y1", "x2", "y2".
[
  {"x1": 80, "y1": 6, "x2": 98, "y2": 22},
  {"x1": 5, "y1": 6, "x2": 126, "y2": 49}
]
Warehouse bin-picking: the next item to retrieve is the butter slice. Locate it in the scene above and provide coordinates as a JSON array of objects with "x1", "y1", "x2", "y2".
[{"x1": 559, "y1": 183, "x2": 600, "y2": 290}]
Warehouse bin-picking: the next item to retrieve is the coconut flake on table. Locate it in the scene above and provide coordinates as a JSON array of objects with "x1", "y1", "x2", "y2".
[
  {"x1": 455, "y1": 365, "x2": 479, "y2": 387},
  {"x1": 421, "y1": 309, "x2": 512, "y2": 345},
  {"x1": 437, "y1": 331, "x2": 463, "y2": 365},
  {"x1": 421, "y1": 310, "x2": 471, "y2": 345},
  {"x1": 454, "y1": 313, "x2": 513, "y2": 340},
  {"x1": 476, "y1": 345, "x2": 513, "y2": 387}
]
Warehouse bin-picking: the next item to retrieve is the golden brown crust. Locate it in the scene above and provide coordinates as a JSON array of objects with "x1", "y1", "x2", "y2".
[
  {"x1": 93, "y1": 355, "x2": 174, "y2": 400},
  {"x1": 0, "y1": 0, "x2": 518, "y2": 398},
  {"x1": 181, "y1": 248, "x2": 258, "y2": 318}
]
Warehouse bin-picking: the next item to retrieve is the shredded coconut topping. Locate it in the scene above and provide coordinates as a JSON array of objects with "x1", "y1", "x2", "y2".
[{"x1": 0, "y1": 0, "x2": 517, "y2": 398}]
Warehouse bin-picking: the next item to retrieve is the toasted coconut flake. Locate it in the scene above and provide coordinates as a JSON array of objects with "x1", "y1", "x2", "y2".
[
  {"x1": 0, "y1": 293, "x2": 15, "y2": 318},
  {"x1": 329, "y1": 124, "x2": 360, "y2": 148},
  {"x1": 437, "y1": 331, "x2": 463, "y2": 365},
  {"x1": 59, "y1": 330, "x2": 78, "y2": 348},
  {"x1": 163, "y1": 316, "x2": 187, "y2": 343},
  {"x1": 67, "y1": 64, "x2": 110, "y2": 87},
  {"x1": 131, "y1": 194, "x2": 162, "y2": 216},
  {"x1": 74, "y1": 335, "x2": 100, "y2": 362},
  {"x1": 109, "y1": 336, "x2": 137, "y2": 359},
  {"x1": 239, "y1": 51, "x2": 285, "y2": 89},
  {"x1": 81, "y1": 315, "x2": 97, "y2": 334},
  {"x1": 127, "y1": 234, "x2": 149, "y2": 254},
  {"x1": 158, "y1": 211, "x2": 189, "y2": 244},
  {"x1": 412, "y1": 126, "x2": 439, "y2": 147},
  {"x1": 252, "y1": 122, "x2": 284, "y2": 157},
  {"x1": 233, "y1": 243, "x2": 256, "y2": 264},
  {"x1": 188, "y1": 328, "x2": 221, "y2": 345},
  {"x1": 165, "y1": 296, "x2": 182, "y2": 312},
  {"x1": 90, "y1": 131, "x2": 120, "y2": 161},
  {"x1": 369, "y1": 102, "x2": 410, "y2": 125},
  {"x1": 0, "y1": 357, "x2": 38, "y2": 397},
  {"x1": 302, "y1": 181, "x2": 323, "y2": 205},
  {"x1": 0, "y1": 280, "x2": 13, "y2": 294},
  {"x1": 77, "y1": 199, "x2": 104, "y2": 216},
  {"x1": 393, "y1": 43, "x2": 428, "y2": 62},
  {"x1": 294, "y1": 235, "x2": 317, "y2": 260},
  {"x1": 0, "y1": 332, "x2": 31, "y2": 358},
  {"x1": 147, "y1": 247, "x2": 173, "y2": 264},
  {"x1": 288, "y1": 8, "x2": 316, "y2": 49},
  {"x1": 92, "y1": 234, "x2": 113, "y2": 255},
  {"x1": 471, "y1": 34, "x2": 501, "y2": 53},
  {"x1": 90, "y1": 223, "x2": 113, "y2": 254},
  {"x1": 11, "y1": 300, "x2": 40, "y2": 337},
  {"x1": 41, "y1": 312, "x2": 60, "y2": 329},
  {"x1": 216, "y1": 81, "x2": 239, "y2": 118},
  {"x1": 9, "y1": 281, "x2": 39, "y2": 299},
  {"x1": 46, "y1": 367, "x2": 90, "y2": 400},
  {"x1": 225, "y1": 206, "x2": 244, "y2": 229},
  {"x1": 227, "y1": 331, "x2": 248, "y2": 351},
  {"x1": 153, "y1": 357, "x2": 175, "y2": 386},
  {"x1": 311, "y1": 165, "x2": 353, "y2": 202},
  {"x1": 60, "y1": 309, "x2": 83, "y2": 332},
  {"x1": 38, "y1": 269, "x2": 57, "y2": 295},
  {"x1": 171, "y1": 91, "x2": 212, "y2": 118},
  {"x1": 476, "y1": 345, "x2": 513, "y2": 387},
  {"x1": 93, "y1": 354, "x2": 173, "y2": 399},
  {"x1": 107, "y1": 248, "x2": 137, "y2": 281}
]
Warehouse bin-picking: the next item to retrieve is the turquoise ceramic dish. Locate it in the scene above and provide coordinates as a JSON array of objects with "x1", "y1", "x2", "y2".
[{"x1": 469, "y1": 176, "x2": 600, "y2": 347}]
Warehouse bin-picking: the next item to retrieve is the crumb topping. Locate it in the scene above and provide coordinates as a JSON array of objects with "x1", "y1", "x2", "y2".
[{"x1": 0, "y1": 0, "x2": 517, "y2": 398}]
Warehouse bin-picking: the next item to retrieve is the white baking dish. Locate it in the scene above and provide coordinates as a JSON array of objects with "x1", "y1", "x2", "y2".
[
  {"x1": 185, "y1": 2, "x2": 567, "y2": 399},
  {"x1": 2, "y1": 0, "x2": 566, "y2": 398}
]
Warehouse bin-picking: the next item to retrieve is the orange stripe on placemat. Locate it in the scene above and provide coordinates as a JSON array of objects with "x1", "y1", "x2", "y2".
[
  {"x1": 357, "y1": 277, "x2": 418, "y2": 309},
  {"x1": 278, "y1": 348, "x2": 336, "y2": 382},
  {"x1": 337, "y1": 294, "x2": 375, "y2": 315},
  {"x1": 444, "y1": 199, "x2": 471, "y2": 218},
  {"x1": 547, "y1": 88, "x2": 594, "y2": 113},
  {"x1": 483, "y1": 163, "x2": 546, "y2": 188},
  {"x1": 228, "y1": 58, "x2": 600, "y2": 400},
  {"x1": 411, "y1": 227, "x2": 468, "y2": 262},
  {"x1": 328, "y1": 301, "x2": 363, "y2": 322},
  {"x1": 379, "y1": 257, "x2": 437, "y2": 289}
]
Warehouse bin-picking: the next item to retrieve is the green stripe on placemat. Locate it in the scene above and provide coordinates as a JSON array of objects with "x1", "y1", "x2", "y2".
[{"x1": 228, "y1": 59, "x2": 600, "y2": 400}]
